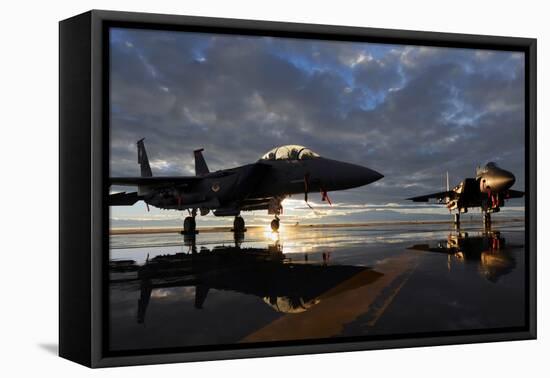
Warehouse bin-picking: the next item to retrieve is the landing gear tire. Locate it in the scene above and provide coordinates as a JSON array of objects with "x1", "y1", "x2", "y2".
[
  {"x1": 271, "y1": 218, "x2": 280, "y2": 232},
  {"x1": 232, "y1": 216, "x2": 246, "y2": 233},
  {"x1": 182, "y1": 216, "x2": 198, "y2": 235}
]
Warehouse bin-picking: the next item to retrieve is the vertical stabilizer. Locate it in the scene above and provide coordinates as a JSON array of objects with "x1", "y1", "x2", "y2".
[
  {"x1": 194, "y1": 148, "x2": 210, "y2": 176},
  {"x1": 137, "y1": 138, "x2": 152, "y2": 177},
  {"x1": 194, "y1": 285, "x2": 210, "y2": 309}
]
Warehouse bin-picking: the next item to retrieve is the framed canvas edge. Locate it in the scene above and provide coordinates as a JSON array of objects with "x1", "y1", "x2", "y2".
[
  {"x1": 83, "y1": 9, "x2": 537, "y2": 368},
  {"x1": 90, "y1": 10, "x2": 104, "y2": 368},
  {"x1": 85, "y1": 9, "x2": 537, "y2": 47},
  {"x1": 59, "y1": 11, "x2": 95, "y2": 367},
  {"x1": 527, "y1": 37, "x2": 537, "y2": 341},
  {"x1": 93, "y1": 331, "x2": 535, "y2": 368}
]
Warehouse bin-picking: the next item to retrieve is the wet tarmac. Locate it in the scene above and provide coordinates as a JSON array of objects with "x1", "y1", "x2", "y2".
[{"x1": 108, "y1": 221, "x2": 526, "y2": 352}]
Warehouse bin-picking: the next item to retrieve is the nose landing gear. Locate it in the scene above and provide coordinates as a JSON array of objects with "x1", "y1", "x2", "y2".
[
  {"x1": 453, "y1": 213, "x2": 461, "y2": 229},
  {"x1": 267, "y1": 196, "x2": 284, "y2": 232},
  {"x1": 483, "y1": 212, "x2": 492, "y2": 229}
]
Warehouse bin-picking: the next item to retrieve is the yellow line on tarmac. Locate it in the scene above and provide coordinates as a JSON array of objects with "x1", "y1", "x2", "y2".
[{"x1": 240, "y1": 253, "x2": 418, "y2": 343}]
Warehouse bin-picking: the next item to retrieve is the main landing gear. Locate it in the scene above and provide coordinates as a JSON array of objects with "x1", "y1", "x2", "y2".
[
  {"x1": 181, "y1": 209, "x2": 199, "y2": 236},
  {"x1": 181, "y1": 210, "x2": 281, "y2": 235},
  {"x1": 232, "y1": 215, "x2": 246, "y2": 233},
  {"x1": 271, "y1": 216, "x2": 280, "y2": 232}
]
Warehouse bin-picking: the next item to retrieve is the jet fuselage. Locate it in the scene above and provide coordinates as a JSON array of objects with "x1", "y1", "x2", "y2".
[{"x1": 141, "y1": 153, "x2": 382, "y2": 216}]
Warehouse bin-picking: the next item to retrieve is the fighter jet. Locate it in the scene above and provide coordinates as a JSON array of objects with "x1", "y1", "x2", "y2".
[
  {"x1": 407, "y1": 162, "x2": 524, "y2": 227},
  {"x1": 110, "y1": 140, "x2": 383, "y2": 233}
]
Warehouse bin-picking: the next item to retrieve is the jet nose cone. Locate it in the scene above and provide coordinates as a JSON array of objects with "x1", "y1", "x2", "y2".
[
  {"x1": 323, "y1": 159, "x2": 383, "y2": 190},
  {"x1": 503, "y1": 171, "x2": 516, "y2": 189},
  {"x1": 369, "y1": 168, "x2": 384, "y2": 183},
  {"x1": 489, "y1": 170, "x2": 515, "y2": 191},
  {"x1": 359, "y1": 166, "x2": 384, "y2": 186}
]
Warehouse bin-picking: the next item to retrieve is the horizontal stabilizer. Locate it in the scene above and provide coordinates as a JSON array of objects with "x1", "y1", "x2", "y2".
[
  {"x1": 110, "y1": 176, "x2": 203, "y2": 187},
  {"x1": 110, "y1": 171, "x2": 236, "y2": 187},
  {"x1": 109, "y1": 192, "x2": 141, "y2": 206}
]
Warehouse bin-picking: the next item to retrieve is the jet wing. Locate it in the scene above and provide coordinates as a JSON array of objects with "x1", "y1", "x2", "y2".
[
  {"x1": 109, "y1": 176, "x2": 203, "y2": 187},
  {"x1": 408, "y1": 244, "x2": 448, "y2": 253},
  {"x1": 406, "y1": 191, "x2": 455, "y2": 202},
  {"x1": 110, "y1": 191, "x2": 142, "y2": 206},
  {"x1": 507, "y1": 189, "x2": 525, "y2": 199}
]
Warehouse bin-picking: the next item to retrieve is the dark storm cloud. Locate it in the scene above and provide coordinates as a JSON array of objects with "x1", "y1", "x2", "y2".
[{"x1": 110, "y1": 28, "x2": 525, "y2": 204}]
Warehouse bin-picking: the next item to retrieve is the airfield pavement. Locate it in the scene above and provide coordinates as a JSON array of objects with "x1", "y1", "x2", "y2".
[{"x1": 107, "y1": 220, "x2": 526, "y2": 352}]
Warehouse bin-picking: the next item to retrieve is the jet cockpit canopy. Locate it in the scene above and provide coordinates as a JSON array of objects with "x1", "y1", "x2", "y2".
[
  {"x1": 476, "y1": 162, "x2": 499, "y2": 177},
  {"x1": 260, "y1": 145, "x2": 320, "y2": 161}
]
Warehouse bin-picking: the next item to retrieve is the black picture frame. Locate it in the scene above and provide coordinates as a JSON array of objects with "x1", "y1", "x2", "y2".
[{"x1": 59, "y1": 9, "x2": 537, "y2": 368}]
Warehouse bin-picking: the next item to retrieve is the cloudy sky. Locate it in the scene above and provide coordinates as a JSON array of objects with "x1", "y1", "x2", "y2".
[{"x1": 109, "y1": 27, "x2": 525, "y2": 227}]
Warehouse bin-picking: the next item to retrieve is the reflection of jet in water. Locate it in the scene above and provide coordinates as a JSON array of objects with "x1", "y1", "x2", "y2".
[
  {"x1": 408, "y1": 231, "x2": 518, "y2": 283},
  {"x1": 134, "y1": 241, "x2": 383, "y2": 324}
]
